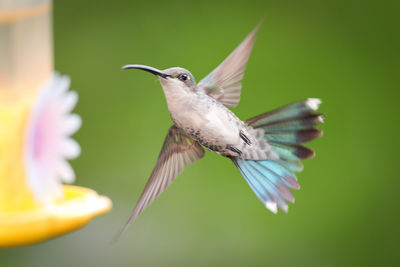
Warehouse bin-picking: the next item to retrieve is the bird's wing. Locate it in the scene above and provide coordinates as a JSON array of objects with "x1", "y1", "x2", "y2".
[
  {"x1": 196, "y1": 25, "x2": 260, "y2": 108},
  {"x1": 120, "y1": 125, "x2": 204, "y2": 233}
]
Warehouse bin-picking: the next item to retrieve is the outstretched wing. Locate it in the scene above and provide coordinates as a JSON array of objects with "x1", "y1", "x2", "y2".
[
  {"x1": 120, "y1": 125, "x2": 204, "y2": 234},
  {"x1": 196, "y1": 24, "x2": 260, "y2": 108}
]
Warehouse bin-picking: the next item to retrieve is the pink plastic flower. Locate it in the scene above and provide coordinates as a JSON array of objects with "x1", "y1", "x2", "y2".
[{"x1": 25, "y1": 73, "x2": 82, "y2": 203}]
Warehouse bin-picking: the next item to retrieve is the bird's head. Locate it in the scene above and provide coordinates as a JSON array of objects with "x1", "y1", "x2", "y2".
[{"x1": 122, "y1": 64, "x2": 196, "y2": 91}]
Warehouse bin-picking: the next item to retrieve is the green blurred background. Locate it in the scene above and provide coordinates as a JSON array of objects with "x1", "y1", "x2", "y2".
[{"x1": 2, "y1": 0, "x2": 400, "y2": 266}]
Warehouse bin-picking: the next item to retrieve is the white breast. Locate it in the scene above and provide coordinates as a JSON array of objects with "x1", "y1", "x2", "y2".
[
  {"x1": 203, "y1": 104, "x2": 241, "y2": 145},
  {"x1": 160, "y1": 78, "x2": 244, "y2": 151}
]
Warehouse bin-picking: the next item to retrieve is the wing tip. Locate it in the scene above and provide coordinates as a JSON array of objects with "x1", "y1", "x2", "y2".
[
  {"x1": 254, "y1": 20, "x2": 263, "y2": 32},
  {"x1": 247, "y1": 22, "x2": 262, "y2": 43},
  {"x1": 111, "y1": 219, "x2": 134, "y2": 244}
]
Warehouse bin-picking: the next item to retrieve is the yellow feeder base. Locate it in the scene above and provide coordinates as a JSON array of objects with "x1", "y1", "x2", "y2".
[{"x1": 0, "y1": 185, "x2": 112, "y2": 248}]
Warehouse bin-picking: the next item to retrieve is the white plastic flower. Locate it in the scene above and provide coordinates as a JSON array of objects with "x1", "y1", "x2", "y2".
[{"x1": 25, "y1": 73, "x2": 82, "y2": 203}]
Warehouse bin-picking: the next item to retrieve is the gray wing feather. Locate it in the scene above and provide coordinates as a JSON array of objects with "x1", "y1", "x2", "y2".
[
  {"x1": 196, "y1": 24, "x2": 260, "y2": 108},
  {"x1": 118, "y1": 125, "x2": 204, "y2": 236}
]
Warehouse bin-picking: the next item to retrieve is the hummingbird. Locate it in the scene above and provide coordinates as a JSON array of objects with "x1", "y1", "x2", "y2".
[{"x1": 121, "y1": 25, "x2": 323, "y2": 233}]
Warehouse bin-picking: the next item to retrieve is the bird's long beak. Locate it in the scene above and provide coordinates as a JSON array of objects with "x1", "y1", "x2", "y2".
[{"x1": 122, "y1": 64, "x2": 170, "y2": 79}]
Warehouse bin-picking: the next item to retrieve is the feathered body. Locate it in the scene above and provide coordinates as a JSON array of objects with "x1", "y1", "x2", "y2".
[
  {"x1": 161, "y1": 76, "x2": 274, "y2": 160},
  {"x1": 119, "y1": 24, "x2": 324, "y2": 236}
]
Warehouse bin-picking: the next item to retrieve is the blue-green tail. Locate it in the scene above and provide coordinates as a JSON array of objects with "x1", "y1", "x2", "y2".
[{"x1": 233, "y1": 98, "x2": 323, "y2": 213}]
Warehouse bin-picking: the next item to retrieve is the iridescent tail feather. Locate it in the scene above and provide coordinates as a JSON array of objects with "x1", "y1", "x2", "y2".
[{"x1": 233, "y1": 98, "x2": 323, "y2": 213}]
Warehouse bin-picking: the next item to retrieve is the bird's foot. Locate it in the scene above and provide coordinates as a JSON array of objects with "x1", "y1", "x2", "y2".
[{"x1": 227, "y1": 145, "x2": 242, "y2": 156}]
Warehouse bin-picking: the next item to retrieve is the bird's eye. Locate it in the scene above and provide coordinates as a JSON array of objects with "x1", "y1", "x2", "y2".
[{"x1": 179, "y1": 73, "x2": 188, "y2": 81}]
